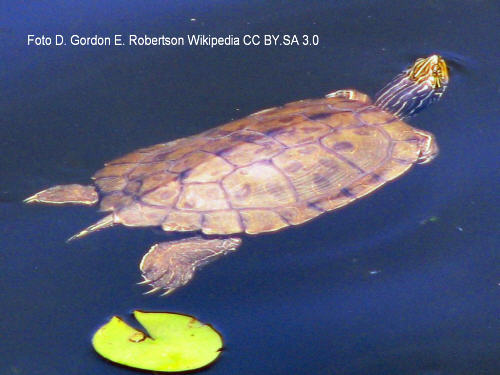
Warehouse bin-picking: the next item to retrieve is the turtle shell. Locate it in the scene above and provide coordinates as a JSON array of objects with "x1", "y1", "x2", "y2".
[{"x1": 93, "y1": 91, "x2": 429, "y2": 235}]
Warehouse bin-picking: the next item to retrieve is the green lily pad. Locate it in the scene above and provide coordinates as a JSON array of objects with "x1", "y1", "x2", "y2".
[{"x1": 92, "y1": 311, "x2": 223, "y2": 372}]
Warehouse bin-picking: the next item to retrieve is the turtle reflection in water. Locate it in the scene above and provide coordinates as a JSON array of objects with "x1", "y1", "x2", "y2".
[{"x1": 26, "y1": 55, "x2": 449, "y2": 295}]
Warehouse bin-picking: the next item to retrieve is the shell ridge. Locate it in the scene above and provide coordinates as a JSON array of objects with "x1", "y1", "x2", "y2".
[
  {"x1": 317, "y1": 141, "x2": 365, "y2": 174},
  {"x1": 241, "y1": 127, "x2": 292, "y2": 149},
  {"x1": 300, "y1": 111, "x2": 352, "y2": 129},
  {"x1": 203, "y1": 150, "x2": 239, "y2": 168}
]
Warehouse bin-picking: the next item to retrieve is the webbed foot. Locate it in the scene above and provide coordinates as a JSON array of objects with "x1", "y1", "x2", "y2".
[{"x1": 139, "y1": 236, "x2": 242, "y2": 296}]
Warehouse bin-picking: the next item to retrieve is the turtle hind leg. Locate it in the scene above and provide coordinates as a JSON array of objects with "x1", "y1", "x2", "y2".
[
  {"x1": 139, "y1": 236, "x2": 242, "y2": 296},
  {"x1": 24, "y1": 184, "x2": 98, "y2": 205}
]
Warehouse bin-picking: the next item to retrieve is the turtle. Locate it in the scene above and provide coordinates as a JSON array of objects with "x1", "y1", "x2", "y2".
[{"x1": 25, "y1": 55, "x2": 449, "y2": 296}]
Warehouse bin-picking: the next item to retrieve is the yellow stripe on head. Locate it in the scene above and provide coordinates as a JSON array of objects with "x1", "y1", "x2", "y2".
[{"x1": 409, "y1": 55, "x2": 449, "y2": 89}]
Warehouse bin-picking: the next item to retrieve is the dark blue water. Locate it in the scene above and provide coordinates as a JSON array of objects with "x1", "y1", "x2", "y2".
[{"x1": 1, "y1": 1, "x2": 498, "y2": 374}]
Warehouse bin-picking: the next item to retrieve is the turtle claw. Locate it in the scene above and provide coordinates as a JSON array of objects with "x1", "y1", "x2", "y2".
[
  {"x1": 136, "y1": 278, "x2": 151, "y2": 286},
  {"x1": 138, "y1": 277, "x2": 175, "y2": 296},
  {"x1": 160, "y1": 289, "x2": 175, "y2": 297},
  {"x1": 143, "y1": 287, "x2": 162, "y2": 295},
  {"x1": 66, "y1": 232, "x2": 84, "y2": 243},
  {"x1": 23, "y1": 195, "x2": 39, "y2": 204}
]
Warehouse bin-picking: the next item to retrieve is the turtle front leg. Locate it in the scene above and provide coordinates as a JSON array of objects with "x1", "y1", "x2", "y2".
[
  {"x1": 24, "y1": 184, "x2": 98, "y2": 205},
  {"x1": 140, "y1": 236, "x2": 242, "y2": 296},
  {"x1": 414, "y1": 129, "x2": 439, "y2": 164}
]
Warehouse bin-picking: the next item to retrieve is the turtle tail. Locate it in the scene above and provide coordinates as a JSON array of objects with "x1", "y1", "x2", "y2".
[{"x1": 66, "y1": 214, "x2": 115, "y2": 242}]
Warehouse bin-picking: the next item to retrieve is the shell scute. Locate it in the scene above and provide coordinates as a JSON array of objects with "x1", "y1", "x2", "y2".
[
  {"x1": 138, "y1": 172, "x2": 178, "y2": 194},
  {"x1": 379, "y1": 120, "x2": 419, "y2": 141},
  {"x1": 373, "y1": 158, "x2": 413, "y2": 182},
  {"x1": 290, "y1": 103, "x2": 341, "y2": 118},
  {"x1": 203, "y1": 117, "x2": 257, "y2": 137},
  {"x1": 140, "y1": 178, "x2": 180, "y2": 207},
  {"x1": 311, "y1": 190, "x2": 356, "y2": 212},
  {"x1": 95, "y1": 177, "x2": 127, "y2": 193},
  {"x1": 313, "y1": 111, "x2": 359, "y2": 129},
  {"x1": 358, "y1": 107, "x2": 396, "y2": 125},
  {"x1": 320, "y1": 126, "x2": 391, "y2": 171},
  {"x1": 270, "y1": 119, "x2": 332, "y2": 147},
  {"x1": 201, "y1": 210, "x2": 242, "y2": 235},
  {"x1": 391, "y1": 141, "x2": 420, "y2": 163},
  {"x1": 240, "y1": 209, "x2": 288, "y2": 234},
  {"x1": 272, "y1": 144, "x2": 361, "y2": 202},
  {"x1": 201, "y1": 137, "x2": 239, "y2": 154},
  {"x1": 275, "y1": 205, "x2": 323, "y2": 225},
  {"x1": 252, "y1": 102, "x2": 333, "y2": 120},
  {"x1": 128, "y1": 161, "x2": 170, "y2": 180},
  {"x1": 124, "y1": 180, "x2": 142, "y2": 195},
  {"x1": 177, "y1": 183, "x2": 229, "y2": 211},
  {"x1": 94, "y1": 163, "x2": 135, "y2": 179},
  {"x1": 106, "y1": 151, "x2": 146, "y2": 165},
  {"x1": 245, "y1": 114, "x2": 303, "y2": 133},
  {"x1": 161, "y1": 210, "x2": 202, "y2": 232},
  {"x1": 341, "y1": 173, "x2": 386, "y2": 199},
  {"x1": 213, "y1": 131, "x2": 284, "y2": 166},
  {"x1": 115, "y1": 202, "x2": 167, "y2": 226},
  {"x1": 135, "y1": 143, "x2": 172, "y2": 154},
  {"x1": 156, "y1": 138, "x2": 208, "y2": 161},
  {"x1": 222, "y1": 162, "x2": 296, "y2": 208},
  {"x1": 182, "y1": 155, "x2": 234, "y2": 183},
  {"x1": 99, "y1": 192, "x2": 133, "y2": 212},
  {"x1": 169, "y1": 151, "x2": 208, "y2": 173}
]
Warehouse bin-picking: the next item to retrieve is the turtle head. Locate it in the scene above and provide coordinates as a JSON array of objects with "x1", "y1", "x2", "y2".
[{"x1": 374, "y1": 55, "x2": 449, "y2": 119}]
